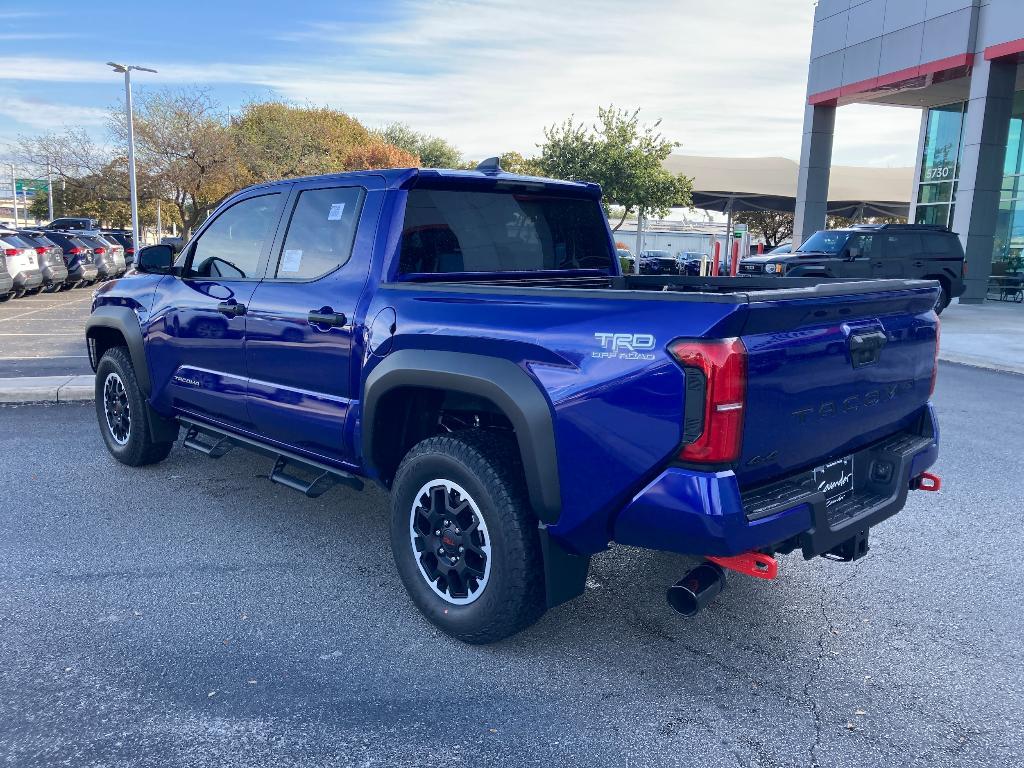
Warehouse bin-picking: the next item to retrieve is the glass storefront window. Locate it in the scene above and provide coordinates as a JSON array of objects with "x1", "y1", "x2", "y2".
[
  {"x1": 915, "y1": 102, "x2": 965, "y2": 229},
  {"x1": 919, "y1": 103, "x2": 964, "y2": 183},
  {"x1": 995, "y1": 93, "x2": 1024, "y2": 273}
]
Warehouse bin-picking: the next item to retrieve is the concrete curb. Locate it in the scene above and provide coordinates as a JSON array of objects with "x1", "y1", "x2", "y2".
[
  {"x1": 939, "y1": 353, "x2": 1024, "y2": 377},
  {"x1": 0, "y1": 375, "x2": 95, "y2": 404},
  {"x1": 0, "y1": 355, "x2": 1020, "y2": 406}
]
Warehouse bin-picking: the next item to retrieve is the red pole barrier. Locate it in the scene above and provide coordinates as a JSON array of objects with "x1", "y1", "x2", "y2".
[
  {"x1": 730, "y1": 240, "x2": 740, "y2": 276},
  {"x1": 711, "y1": 241, "x2": 721, "y2": 276},
  {"x1": 757, "y1": 242, "x2": 764, "y2": 255}
]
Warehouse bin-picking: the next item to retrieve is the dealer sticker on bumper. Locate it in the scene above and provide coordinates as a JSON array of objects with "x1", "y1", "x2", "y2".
[{"x1": 813, "y1": 456, "x2": 854, "y2": 507}]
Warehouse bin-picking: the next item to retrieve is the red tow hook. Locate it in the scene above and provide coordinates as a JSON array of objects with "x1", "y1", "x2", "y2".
[
  {"x1": 706, "y1": 551, "x2": 778, "y2": 580},
  {"x1": 913, "y1": 472, "x2": 942, "y2": 492}
]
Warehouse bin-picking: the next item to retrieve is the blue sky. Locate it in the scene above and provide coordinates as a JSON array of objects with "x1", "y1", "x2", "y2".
[{"x1": 0, "y1": 0, "x2": 921, "y2": 166}]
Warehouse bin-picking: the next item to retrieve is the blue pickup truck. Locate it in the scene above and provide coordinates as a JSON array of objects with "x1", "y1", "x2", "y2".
[{"x1": 86, "y1": 162, "x2": 942, "y2": 643}]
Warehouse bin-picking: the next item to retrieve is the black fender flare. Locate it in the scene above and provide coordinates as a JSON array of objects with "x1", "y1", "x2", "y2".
[
  {"x1": 362, "y1": 349, "x2": 561, "y2": 524},
  {"x1": 85, "y1": 305, "x2": 151, "y2": 396}
]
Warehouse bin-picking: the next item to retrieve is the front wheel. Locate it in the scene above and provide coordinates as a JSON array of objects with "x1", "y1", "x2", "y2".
[
  {"x1": 95, "y1": 347, "x2": 175, "y2": 466},
  {"x1": 390, "y1": 431, "x2": 546, "y2": 644}
]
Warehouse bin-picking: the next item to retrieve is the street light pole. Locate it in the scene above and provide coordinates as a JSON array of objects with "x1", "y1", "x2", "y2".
[
  {"x1": 108, "y1": 62, "x2": 156, "y2": 252},
  {"x1": 46, "y1": 165, "x2": 54, "y2": 222},
  {"x1": 10, "y1": 165, "x2": 19, "y2": 228}
]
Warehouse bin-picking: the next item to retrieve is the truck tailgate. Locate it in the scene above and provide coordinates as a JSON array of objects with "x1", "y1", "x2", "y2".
[{"x1": 736, "y1": 283, "x2": 939, "y2": 487}]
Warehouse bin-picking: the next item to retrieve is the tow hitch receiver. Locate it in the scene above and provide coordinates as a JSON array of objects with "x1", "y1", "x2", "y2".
[
  {"x1": 707, "y1": 551, "x2": 778, "y2": 580},
  {"x1": 912, "y1": 472, "x2": 941, "y2": 491}
]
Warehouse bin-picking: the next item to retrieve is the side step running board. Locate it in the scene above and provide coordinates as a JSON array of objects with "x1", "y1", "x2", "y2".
[{"x1": 179, "y1": 417, "x2": 364, "y2": 498}]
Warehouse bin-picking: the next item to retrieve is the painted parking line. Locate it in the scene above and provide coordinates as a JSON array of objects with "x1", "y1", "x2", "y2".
[
  {"x1": 0, "y1": 298, "x2": 92, "y2": 323},
  {"x1": 0, "y1": 355, "x2": 90, "y2": 360}
]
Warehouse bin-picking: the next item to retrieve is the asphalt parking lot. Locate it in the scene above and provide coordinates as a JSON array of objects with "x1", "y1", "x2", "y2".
[
  {"x1": 0, "y1": 289, "x2": 93, "y2": 377},
  {"x1": 0, "y1": 362, "x2": 1021, "y2": 768}
]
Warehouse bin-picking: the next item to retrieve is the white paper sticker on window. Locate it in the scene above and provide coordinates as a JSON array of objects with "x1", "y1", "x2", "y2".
[
  {"x1": 280, "y1": 249, "x2": 303, "y2": 273},
  {"x1": 328, "y1": 203, "x2": 346, "y2": 221}
]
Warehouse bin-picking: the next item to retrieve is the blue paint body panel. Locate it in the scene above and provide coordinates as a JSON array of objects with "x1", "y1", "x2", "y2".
[{"x1": 90, "y1": 167, "x2": 941, "y2": 562}]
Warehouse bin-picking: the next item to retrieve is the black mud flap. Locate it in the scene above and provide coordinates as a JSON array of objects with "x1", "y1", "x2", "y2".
[{"x1": 539, "y1": 526, "x2": 591, "y2": 609}]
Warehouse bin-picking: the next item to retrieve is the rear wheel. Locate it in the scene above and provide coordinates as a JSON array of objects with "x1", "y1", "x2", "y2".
[
  {"x1": 95, "y1": 347, "x2": 174, "y2": 466},
  {"x1": 390, "y1": 431, "x2": 546, "y2": 644}
]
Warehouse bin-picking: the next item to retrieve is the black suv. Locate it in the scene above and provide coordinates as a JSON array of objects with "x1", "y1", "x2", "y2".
[{"x1": 740, "y1": 224, "x2": 966, "y2": 312}]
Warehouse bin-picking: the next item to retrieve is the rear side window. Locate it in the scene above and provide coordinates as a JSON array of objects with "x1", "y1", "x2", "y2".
[
  {"x1": 922, "y1": 233, "x2": 963, "y2": 257},
  {"x1": 884, "y1": 233, "x2": 922, "y2": 259},
  {"x1": 398, "y1": 189, "x2": 613, "y2": 275},
  {"x1": 273, "y1": 187, "x2": 364, "y2": 280}
]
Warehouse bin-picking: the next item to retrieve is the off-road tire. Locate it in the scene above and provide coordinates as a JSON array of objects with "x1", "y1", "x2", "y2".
[
  {"x1": 390, "y1": 431, "x2": 546, "y2": 644},
  {"x1": 95, "y1": 346, "x2": 174, "y2": 466}
]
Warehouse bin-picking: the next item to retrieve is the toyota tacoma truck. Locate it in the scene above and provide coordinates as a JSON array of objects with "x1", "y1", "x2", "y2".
[{"x1": 86, "y1": 161, "x2": 942, "y2": 643}]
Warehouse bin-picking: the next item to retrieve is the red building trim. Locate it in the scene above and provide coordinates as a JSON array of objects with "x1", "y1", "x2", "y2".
[
  {"x1": 808, "y1": 52, "x2": 975, "y2": 106},
  {"x1": 985, "y1": 37, "x2": 1024, "y2": 61}
]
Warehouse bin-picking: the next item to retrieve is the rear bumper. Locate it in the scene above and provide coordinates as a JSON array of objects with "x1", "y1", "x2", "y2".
[
  {"x1": 0, "y1": 274, "x2": 12, "y2": 294},
  {"x1": 612, "y1": 405, "x2": 939, "y2": 558},
  {"x1": 69, "y1": 264, "x2": 98, "y2": 281},
  {"x1": 14, "y1": 270, "x2": 43, "y2": 290},
  {"x1": 41, "y1": 264, "x2": 69, "y2": 285}
]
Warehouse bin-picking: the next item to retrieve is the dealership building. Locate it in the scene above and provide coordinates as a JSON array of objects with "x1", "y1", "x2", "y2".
[{"x1": 796, "y1": 0, "x2": 1024, "y2": 302}]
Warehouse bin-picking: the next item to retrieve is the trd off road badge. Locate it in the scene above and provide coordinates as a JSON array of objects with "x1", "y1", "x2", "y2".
[{"x1": 593, "y1": 333, "x2": 657, "y2": 361}]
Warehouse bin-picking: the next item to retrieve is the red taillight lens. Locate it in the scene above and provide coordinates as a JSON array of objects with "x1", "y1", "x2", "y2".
[
  {"x1": 3, "y1": 248, "x2": 17, "y2": 257},
  {"x1": 94, "y1": 247, "x2": 106, "y2": 254},
  {"x1": 930, "y1": 319, "x2": 940, "y2": 397},
  {"x1": 669, "y1": 338, "x2": 747, "y2": 463},
  {"x1": 35, "y1": 246, "x2": 46, "y2": 254},
  {"x1": 69, "y1": 247, "x2": 82, "y2": 255},
  {"x1": 127, "y1": 248, "x2": 135, "y2": 254},
  {"x1": 961, "y1": 261, "x2": 967, "y2": 278}
]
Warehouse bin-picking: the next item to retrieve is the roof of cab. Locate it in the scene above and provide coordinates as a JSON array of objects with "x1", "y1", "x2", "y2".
[{"x1": 245, "y1": 167, "x2": 602, "y2": 198}]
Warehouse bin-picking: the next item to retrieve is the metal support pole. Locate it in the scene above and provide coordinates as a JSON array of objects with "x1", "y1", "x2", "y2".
[
  {"x1": 156, "y1": 200, "x2": 162, "y2": 243},
  {"x1": 634, "y1": 208, "x2": 644, "y2": 275},
  {"x1": 124, "y1": 69, "x2": 140, "y2": 254}
]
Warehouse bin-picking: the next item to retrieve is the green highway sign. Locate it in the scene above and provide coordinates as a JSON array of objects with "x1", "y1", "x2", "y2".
[{"x1": 15, "y1": 178, "x2": 48, "y2": 196}]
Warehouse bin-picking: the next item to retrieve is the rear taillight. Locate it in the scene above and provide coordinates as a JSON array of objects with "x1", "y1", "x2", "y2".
[
  {"x1": 668, "y1": 338, "x2": 747, "y2": 463},
  {"x1": 961, "y1": 261, "x2": 967, "y2": 278},
  {"x1": 69, "y1": 247, "x2": 83, "y2": 255},
  {"x1": 127, "y1": 248, "x2": 135, "y2": 254},
  {"x1": 930, "y1": 319, "x2": 940, "y2": 397},
  {"x1": 94, "y1": 247, "x2": 106, "y2": 254},
  {"x1": 3, "y1": 248, "x2": 16, "y2": 257},
  {"x1": 35, "y1": 246, "x2": 46, "y2": 254}
]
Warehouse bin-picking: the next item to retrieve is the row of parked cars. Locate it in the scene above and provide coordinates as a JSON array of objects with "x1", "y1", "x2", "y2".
[{"x1": 0, "y1": 217, "x2": 136, "y2": 301}]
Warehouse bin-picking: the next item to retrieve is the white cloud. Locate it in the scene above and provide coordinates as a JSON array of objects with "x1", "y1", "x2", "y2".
[
  {"x1": 0, "y1": 92, "x2": 108, "y2": 130},
  {"x1": 0, "y1": 0, "x2": 924, "y2": 167}
]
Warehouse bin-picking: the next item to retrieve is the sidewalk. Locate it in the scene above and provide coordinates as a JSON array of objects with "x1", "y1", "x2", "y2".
[
  {"x1": 0, "y1": 300, "x2": 1021, "y2": 405},
  {"x1": 938, "y1": 299, "x2": 1024, "y2": 375}
]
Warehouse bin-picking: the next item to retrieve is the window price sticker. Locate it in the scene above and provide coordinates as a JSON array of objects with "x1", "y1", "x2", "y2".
[
  {"x1": 328, "y1": 203, "x2": 346, "y2": 221},
  {"x1": 281, "y1": 249, "x2": 303, "y2": 273}
]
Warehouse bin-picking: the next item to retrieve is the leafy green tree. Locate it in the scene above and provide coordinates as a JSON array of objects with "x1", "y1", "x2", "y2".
[
  {"x1": 376, "y1": 122, "x2": 461, "y2": 168},
  {"x1": 232, "y1": 101, "x2": 374, "y2": 182},
  {"x1": 111, "y1": 87, "x2": 245, "y2": 237},
  {"x1": 539, "y1": 106, "x2": 692, "y2": 229},
  {"x1": 735, "y1": 210, "x2": 794, "y2": 248}
]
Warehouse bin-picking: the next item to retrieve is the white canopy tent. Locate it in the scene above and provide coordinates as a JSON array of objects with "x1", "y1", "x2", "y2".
[{"x1": 662, "y1": 154, "x2": 914, "y2": 220}]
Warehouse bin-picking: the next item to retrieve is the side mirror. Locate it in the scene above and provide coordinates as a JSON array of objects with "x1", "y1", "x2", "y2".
[{"x1": 136, "y1": 244, "x2": 175, "y2": 275}]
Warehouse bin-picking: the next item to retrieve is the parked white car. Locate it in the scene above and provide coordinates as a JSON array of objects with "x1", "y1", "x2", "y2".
[{"x1": 0, "y1": 231, "x2": 43, "y2": 297}]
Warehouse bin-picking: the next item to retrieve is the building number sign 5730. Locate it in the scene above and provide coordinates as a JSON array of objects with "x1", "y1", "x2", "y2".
[{"x1": 926, "y1": 166, "x2": 952, "y2": 180}]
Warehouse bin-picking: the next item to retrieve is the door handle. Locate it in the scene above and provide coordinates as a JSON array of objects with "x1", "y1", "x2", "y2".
[
  {"x1": 307, "y1": 310, "x2": 347, "y2": 327},
  {"x1": 217, "y1": 301, "x2": 246, "y2": 317},
  {"x1": 913, "y1": 261, "x2": 925, "y2": 267}
]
